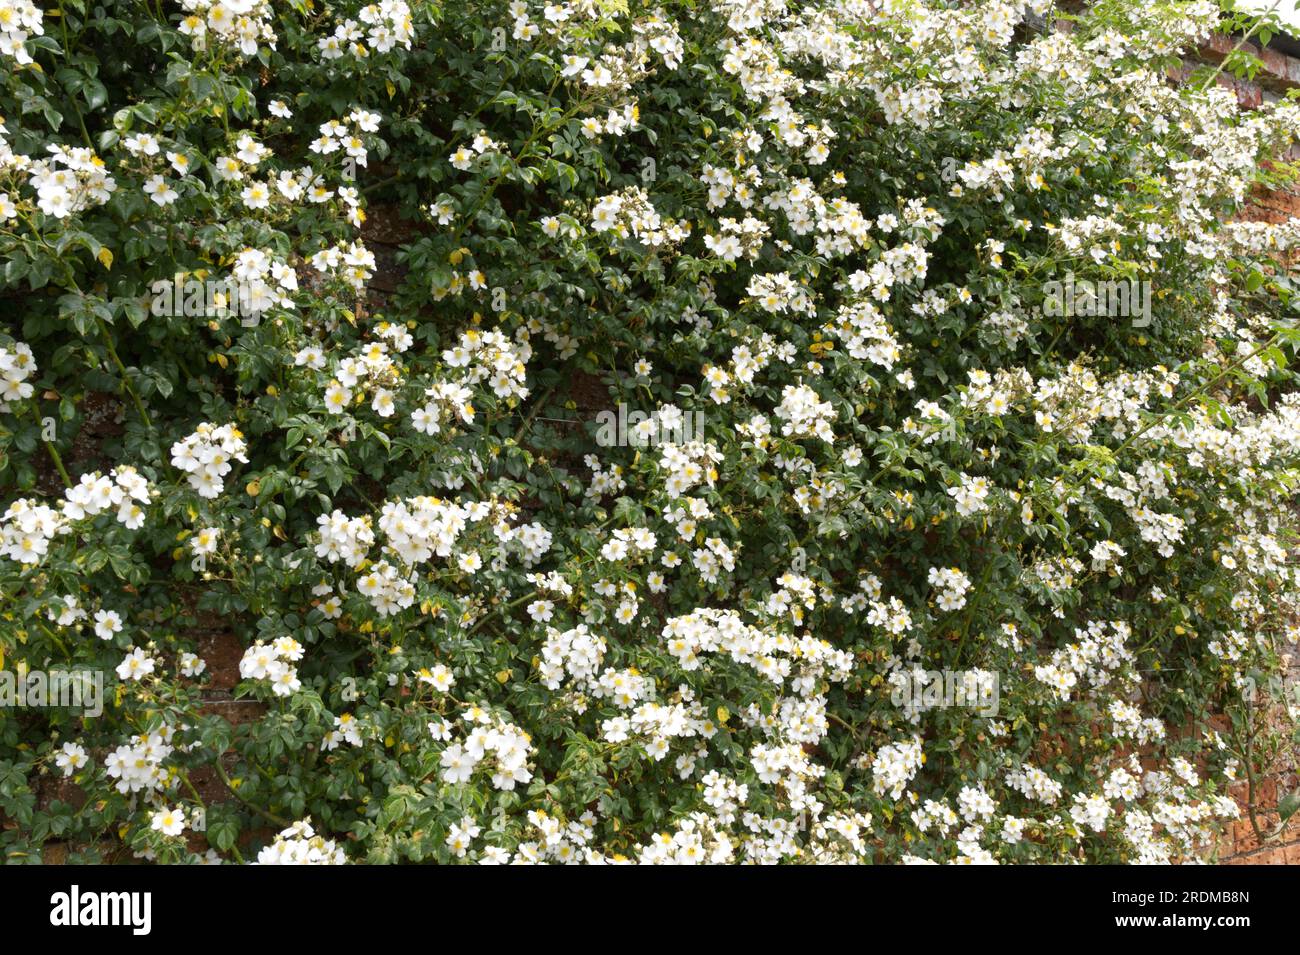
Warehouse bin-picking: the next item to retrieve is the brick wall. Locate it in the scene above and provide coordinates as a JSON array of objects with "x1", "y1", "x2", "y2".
[
  {"x1": 1033, "y1": 8, "x2": 1300, "y2": 865},
  {"x1": 1197, "y1": 29, "x2": 1300, "y2": 864},
  {"x1": 1216, "y1": 657, "x2": 1300, "y2": 864},
  {"x1": 30, "y1": 23, "x2": 1300, "y2": 866},
  {"x1": 189, "y1": 49, "x2": 1300, "y2": 861}
]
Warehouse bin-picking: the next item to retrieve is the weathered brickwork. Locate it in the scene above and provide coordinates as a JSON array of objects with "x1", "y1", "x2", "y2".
[
  {"x1": 31, "y1": 25, "x2": 1300, "y2": 865},
  {"x1": 1194, "y1": 31, "x2": 1300, "y2": 865}
]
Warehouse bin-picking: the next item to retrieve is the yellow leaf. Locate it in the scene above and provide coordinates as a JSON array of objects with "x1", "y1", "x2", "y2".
[{"x1": 96, "y1": 248, "x2": 113, "y2": 270}]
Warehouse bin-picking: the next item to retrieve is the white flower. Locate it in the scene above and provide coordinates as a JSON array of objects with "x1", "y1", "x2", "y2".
[
  {"x1": 116, "y1": 647, "x2": 156, "y2": 682},
  {"x1": 94, "y1": 609, "x2": 123, "y2": 640},
  {"x1": 151, "y1": 806, "x2": 187, "y2": 837},
  {"x1": 55, "y1": 742, "x2": 89, "y2": 776},
  {"x1": 143, "y1": 175, "x2": 178, "y2": 206}
]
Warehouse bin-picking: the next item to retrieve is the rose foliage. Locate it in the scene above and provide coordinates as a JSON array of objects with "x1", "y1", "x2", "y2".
[{"x1": 2, "y1": 0, "x2": 1300, "y2": 864}]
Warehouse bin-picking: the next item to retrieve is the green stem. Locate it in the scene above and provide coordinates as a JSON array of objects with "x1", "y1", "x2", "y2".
[
  {"x1": 466, "y1": 590, "x2": 537, "y2": 638},
  {"x1": 96, "y1": 318, "x2": 154, "y2": 430},
  {"x1": 30, "y1": 405, "x2": 73, "y2": 488},
  {"x1": 55, "y1": 9, "x2": 94, "y2": 149},
  {"x1": 213, "y1": 758, "x2": 289, "y2": 829},
  {"x1": 1197, "y1": 0, "x2": 1288, "y2": 94}
]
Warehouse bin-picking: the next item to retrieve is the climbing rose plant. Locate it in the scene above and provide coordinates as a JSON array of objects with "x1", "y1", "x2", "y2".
[{"x1": 1, "y1": 0, "x2": 1300, "y2": 864}]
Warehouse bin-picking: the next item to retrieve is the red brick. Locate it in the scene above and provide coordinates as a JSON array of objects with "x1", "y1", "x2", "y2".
[
  {"x1": 1236, "y1": 78, "x2": 1264, "y2": 109},
  {"x1": 1201, "y1": 33, "x2": 1241, "y2": 61},
  {"x1": 1233, "y1": 820, "x2": 1262, "y2": 855},
  {"x1": 1260, "y1": 47, "x2": 1289, "y2": 81},
  {"x1": 197, "y1": 631, "x2": 244, "y2": 691},
  {"x1": 198, "y1": 699, "x2": 267, "y2": 726}
]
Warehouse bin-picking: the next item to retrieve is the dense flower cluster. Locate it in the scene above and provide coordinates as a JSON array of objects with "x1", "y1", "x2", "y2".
[
  {"x1": 256, "y1": 820, "x2": 347, "y2": 865},
  {"x1": 178, "y1": 0, "x2": 278, "y2": 57},
  {"x1": 1, "y1": 467, "x2": 151, "y2": 563},
  {"x1": 239, "y1": 638, "x2": 305, "y2": 697},
  {"x1": 0, "y1": 341, "x2": 35, "y2": 411},
  {"x1": 1, "y1": 0, "x2": 1299, "y2": 866},
  {"x1": 170, "y1": 423, "x2": 248, "y2": 499}
]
